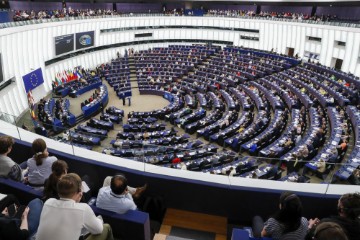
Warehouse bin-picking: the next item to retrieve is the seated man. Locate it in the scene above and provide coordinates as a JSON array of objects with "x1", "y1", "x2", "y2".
[
  {"x1": 0, "y1": 136, "x2": 23, "y2": 181},
  {"x1": 36, "y1": 173, "x2": 113, "y2": 240},
  {"x1": 96, "y1": 175, "x2": 146, "y2": 214}
]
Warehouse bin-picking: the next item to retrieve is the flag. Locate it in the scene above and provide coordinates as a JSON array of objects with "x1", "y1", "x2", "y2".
[
  {"x1": 30, "y1": 109, "x2": 36, "y2": 119},
  {"x1": 61, "y1": 70, "x2": 67, "y2": 83},
  {"x1": 68, "y1": 70, "x2": 74, "y2": 81},
  {"x1": 22, "y1": 68, "x2": 44, "y2": 93},
  {"x1": 27, "y1": 90, "x2": 35, "y2": 109},
  {"x1": 76, "y1": 69, "x2": 83, "y2": 79},
  {"x1": 55, "y1": 74, "x2": 61, "y2": 85},
  {"x1": 72, "y1": 69, "x2": 78, "y2": 80},
  {"x1": 63, "y1": 70, "x2": 69, "y2": 82}
]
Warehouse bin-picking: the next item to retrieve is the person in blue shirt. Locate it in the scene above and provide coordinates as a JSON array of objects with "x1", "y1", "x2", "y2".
[{"x1": 96, "y1": 175, "x2": 146, "y2": 214}]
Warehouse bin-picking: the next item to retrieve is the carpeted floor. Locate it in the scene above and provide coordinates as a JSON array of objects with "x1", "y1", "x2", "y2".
[
  {"x1": 168, "y1": 226, "x2": 216, "y2": 240},
  {"x1": 16, "y1": 78, "x2": 198, "y2": 151}
]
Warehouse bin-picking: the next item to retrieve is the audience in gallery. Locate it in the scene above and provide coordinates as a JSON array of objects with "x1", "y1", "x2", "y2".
[
  {"x1": 253, "y1": 192, "x2": 309, "y2": 239},
  {"x1": 41, "y1": 159, "x2": 93, "y2": 203},
  {"x1": 311, "y1": 222, "x2": 348, "y2": 240},
  {"x1": 0, "y1": 135, "x2": 23, "y2": 182},
  {"x1": 25, "y1": 138, "x2": 57, "y2": 188},
  {"x1": 2, "y1": 39, "x2": 360, "y2": 238},
  {"x1": 306, "y1": 192, "x2": 360, "y2": 240},
  {"x1": 11, "y1": 6, "x2": 343, "y2": 23},
  {"x1": 13, "y1": 8, "x2": 117, "y2": 21},
  {"x1": 36, "y1": 173, "x2": 114, "y2": 240},
  {"x1": 0, "y1": 130, "x2": 359, "y2": 239},
  {"x1": 0, "y1": 194, "x2": 43, "y2": 240},
  {"x1": 96, "y1": 175, "x2": 147, "y2": 214},
  {"x1": 207, "y1": 9, "x2": 339, "y2": 22},
  {"x1": 42, "y1": 159, "x2": 68, "y2": 201}
]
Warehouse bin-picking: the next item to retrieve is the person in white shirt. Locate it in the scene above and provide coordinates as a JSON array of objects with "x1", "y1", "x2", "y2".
[{"x1": 36, "y1": 173, "x2": 113, "y2": 240}]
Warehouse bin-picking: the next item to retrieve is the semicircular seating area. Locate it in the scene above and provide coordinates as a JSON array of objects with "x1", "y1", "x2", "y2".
[{"x1": 70, "y1": 44, "x2": 360, "y2": 184}]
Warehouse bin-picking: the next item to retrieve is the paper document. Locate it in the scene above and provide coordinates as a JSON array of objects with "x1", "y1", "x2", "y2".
[{"x1": 82, "y1": 181, "x2": 90, "y2": 193}]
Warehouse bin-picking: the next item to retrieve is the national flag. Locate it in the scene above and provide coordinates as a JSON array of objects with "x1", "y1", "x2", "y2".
[
  {"x1": 72, "y1": 69, "x2": 78, "y2": 80},
  {"x1": 63, "y1": 70, "x2": 69, "y2": 82},
  {"x1": 76, "y1": 69, "x2": 83, "y2": 79},
  {"x1": 22, "y1": 68, "x2": 44, "y2": 93},
  {"x1": 68, "y1": 70, "x2": 74, "y2": 81},
  {"x1": 27, "y1": 90, "x2": 34, "y2": 108},
  {"x1": 55, "y1": 73, "x2": 61, "y2": 85},
  {"x1": 30, "y1": 109, "x2": 36, "y2": 119}
]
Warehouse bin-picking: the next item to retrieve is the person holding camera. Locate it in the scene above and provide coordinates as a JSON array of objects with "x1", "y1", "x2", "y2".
[{"x1": 0, "y1": 194, "x2": 43, "y2": 239}]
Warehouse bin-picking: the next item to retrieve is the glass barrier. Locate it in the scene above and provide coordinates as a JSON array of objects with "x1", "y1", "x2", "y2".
[
  {"x1": 1, "y1": 109, "x2": 359, "y2": 191},
  {"x1": 1, "y1": 13, "x2": 359, "y2": 29}
]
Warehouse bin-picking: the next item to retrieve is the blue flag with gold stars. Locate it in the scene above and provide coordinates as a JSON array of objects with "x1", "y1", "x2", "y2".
[{"x1": 22, "y1": 68, "x2": 44, "y2": 93}]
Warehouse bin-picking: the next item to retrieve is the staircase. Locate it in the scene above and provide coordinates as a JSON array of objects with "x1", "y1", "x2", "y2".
[
  {"x1": 178, "y1": 51, "x2": 218, "y2": 84},
  {"x1": 154, "y1": 208, "x2": 227, "y2": 240},
  {"x1": 128, "y1": 57, "x2": 139, "y2": 90}
]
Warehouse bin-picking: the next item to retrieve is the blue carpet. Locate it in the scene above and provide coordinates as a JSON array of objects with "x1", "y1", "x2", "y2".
[{"x1": 168, "y1": 226, "x2": 216, "y2": 240}]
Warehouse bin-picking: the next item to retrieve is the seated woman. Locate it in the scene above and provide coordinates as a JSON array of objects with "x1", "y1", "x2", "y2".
[
  {"x1": 27, "y1": 138, "x2": 57, "y2": 188},
  {"x1": 253, "y1": 192, "x2": 308, "y2": 240},
  {"x1": 43, "y1": 160, "x2": 68, "y2": 201}
]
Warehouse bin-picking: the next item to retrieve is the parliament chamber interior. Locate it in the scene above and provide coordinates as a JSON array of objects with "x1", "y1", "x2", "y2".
[{"x1": 0, "y1": 0, "x2": 360, "y2": 240}]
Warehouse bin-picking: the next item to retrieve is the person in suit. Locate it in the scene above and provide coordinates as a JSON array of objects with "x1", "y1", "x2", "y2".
[
  {"x1": 328, "y1": 148, "x2": 339, "y2": 163},
  {"x1": 122, "y1": 95, "x2": 126, "y2": 106}
]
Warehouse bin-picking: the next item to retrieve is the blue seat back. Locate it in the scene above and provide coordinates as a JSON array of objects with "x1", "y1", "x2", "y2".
[
  {"x1": 0, "y1": 178, "x2": 43, "y2": 204},
  {"x1": 90, "y1": 204, "x2": 151, "y2": 240}
]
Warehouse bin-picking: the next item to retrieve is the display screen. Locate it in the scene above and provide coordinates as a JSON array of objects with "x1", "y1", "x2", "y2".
[
  {"x1": 55, "y1": 34, "x2": 74, "y2": 56},
  {"x1": 135, "y1": 33, "x2": 153, "y2": 38},
  {"x1": 76, "y1": 31, "x2": 95, "y2": 50}
]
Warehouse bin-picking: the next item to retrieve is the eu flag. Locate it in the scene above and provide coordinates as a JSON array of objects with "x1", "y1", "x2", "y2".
[{"x1": 22, "y1": 68, "x2": 44, "y2": 93}]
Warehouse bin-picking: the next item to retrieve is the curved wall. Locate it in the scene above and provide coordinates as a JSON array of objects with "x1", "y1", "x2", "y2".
[{"x1": 1, "y1": 16, "x2": 360, "y2": 118}]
